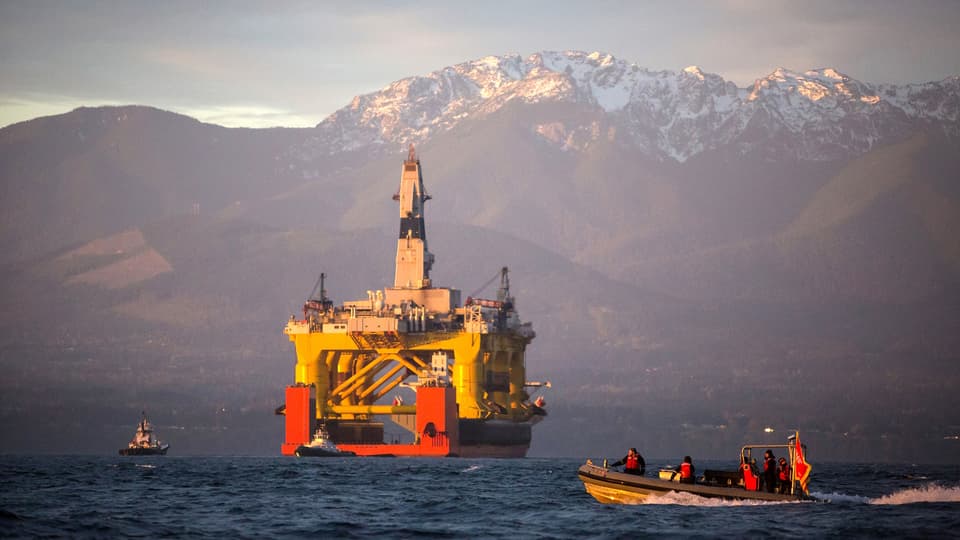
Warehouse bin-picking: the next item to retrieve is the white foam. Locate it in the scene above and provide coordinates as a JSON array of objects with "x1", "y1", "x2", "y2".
[
  {"x1": 870, "y1": 484, "x2": 960, "y2": 505},
  {"x1": 640, "y1": 491, "x2": 806, "y2": 507},
  {"x1": 811, "y1": 491, "x2": 871, "y2": 504}
]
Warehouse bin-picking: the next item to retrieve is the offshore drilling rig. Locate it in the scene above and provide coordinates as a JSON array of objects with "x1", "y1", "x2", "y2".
[{"x1": 279, "y1": 145, "x2": 547, "y2": 457}]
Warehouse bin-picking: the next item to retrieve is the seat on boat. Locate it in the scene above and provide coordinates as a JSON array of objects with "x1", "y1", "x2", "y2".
[{"x1": 741, "y1": 463, "x2": 760, "y2": 491}]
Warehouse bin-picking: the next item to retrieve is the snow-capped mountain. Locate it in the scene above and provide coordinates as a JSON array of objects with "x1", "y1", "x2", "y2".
[{"x1": 295, "y1": 51, "x2": 958, "y2": 163}]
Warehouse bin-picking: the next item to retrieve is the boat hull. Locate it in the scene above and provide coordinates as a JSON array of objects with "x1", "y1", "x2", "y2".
[
  {"x1": 457, "y1": 419, "x2": 531, "y2": 457},
  {"x1": 335, "y1": 416, "x2": 532, "y2": 458},
  {"x1": 294, "y1": 446, "x2": 356, "y2": 457},
  {"x1": 119, "y1": 445, "x2": 169, "y2": 456},
  {"x1": 578, "y1": 463, "x2": 808, "y2": 504},
  {"x1": 457, "y1": 443, "x2": 528, "y2": 458}
]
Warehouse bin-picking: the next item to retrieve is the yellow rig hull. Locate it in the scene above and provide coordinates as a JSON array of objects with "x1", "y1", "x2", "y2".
[{"x1": 286, "y1": 326, "x2": 539, "y2": 455}]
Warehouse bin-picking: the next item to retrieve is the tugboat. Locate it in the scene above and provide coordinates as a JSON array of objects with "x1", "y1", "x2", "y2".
[
  {"x1": 294, "y1": 425, "x2": 357, "y2": 457},
  {"x1": 578, "y1": 432, "x2": 815, "y2": 503},
  {"x1": 118, "y1": 412, "x2": 170, "y2": 456}
]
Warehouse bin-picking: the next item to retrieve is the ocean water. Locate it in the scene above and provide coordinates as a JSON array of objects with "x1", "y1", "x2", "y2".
[{"x1": 1, "y1": 456, "x2": 958, "y2": 538}]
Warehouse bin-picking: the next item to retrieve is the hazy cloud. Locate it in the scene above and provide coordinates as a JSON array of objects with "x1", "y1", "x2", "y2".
[{"x1": 1, "y1": 0, "x2": 958, "y2": 128}]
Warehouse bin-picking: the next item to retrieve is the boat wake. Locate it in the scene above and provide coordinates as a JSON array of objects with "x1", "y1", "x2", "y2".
[
  {"x1": 627, "y1": 485, "x2": 960, "y2": 507},
  {"x1": 811, "y1": 484, "x2": 960, "y2": 505},
  {"x1": 638, "y1": 491, "x2": 802, "y2": 506},
  {"x1": 869, "y1": 484, "x2": 960, "y2": 505},
  {"x1": 811, "y1": 491, "x2": 870, "y2": 504}
]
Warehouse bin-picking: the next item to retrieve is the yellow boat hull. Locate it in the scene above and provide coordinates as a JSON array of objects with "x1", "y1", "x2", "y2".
[
  {"x1": 578, "y1": 462, "x2": 809, "y2": 504},
  {"x1": 583, "y1": 481, "x2": 652, "y2": 504}
]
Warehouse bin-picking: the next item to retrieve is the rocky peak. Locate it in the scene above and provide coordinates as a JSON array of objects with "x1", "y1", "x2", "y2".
[{"x1": 293, "y1": 52, "x2": 959, "y2": 166}]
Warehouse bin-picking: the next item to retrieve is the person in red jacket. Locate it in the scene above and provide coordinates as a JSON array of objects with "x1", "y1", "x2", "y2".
[
  {"x1": 777, "y1": 456, "x2": 792, "y2": 494},
  {"x1": 610, "y1": 447, "x2": 645, "y2": 475},
  {"x1": 676, "y1": 455, "x2": 695, "y2": 484}
]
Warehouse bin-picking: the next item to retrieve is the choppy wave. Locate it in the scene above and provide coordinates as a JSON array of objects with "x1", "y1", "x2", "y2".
[
  {"x1": 870, "y1": 484, "x2": 960, "y2": 505},
  {"x1": 3, "y1": 457, "x2": 958, "y2": 537}
]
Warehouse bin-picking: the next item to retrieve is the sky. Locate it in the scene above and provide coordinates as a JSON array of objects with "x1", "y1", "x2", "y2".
[{"x1": 2, "y1": 0, "x2": 959, "y2": 129}]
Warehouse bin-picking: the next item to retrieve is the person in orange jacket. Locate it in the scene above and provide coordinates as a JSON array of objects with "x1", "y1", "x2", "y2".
[
  {"x1": 676, "y1": 455, "x2": 695, "y2": 484},
  {"x1": 610, "y1": 447, "x2": 645, "y2": 475},
  {"x1": 777, "y1": 456, "x2": 792, "y2": 494}
]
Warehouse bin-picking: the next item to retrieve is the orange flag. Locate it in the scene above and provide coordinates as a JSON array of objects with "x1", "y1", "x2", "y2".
[{"x1": 793, "y1": 431, "x2": 812, "y2": 494}]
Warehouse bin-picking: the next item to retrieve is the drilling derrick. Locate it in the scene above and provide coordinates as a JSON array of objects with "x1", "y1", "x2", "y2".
[{"x1": 392, "y1": 144, "x2": 434, "y2": 289}]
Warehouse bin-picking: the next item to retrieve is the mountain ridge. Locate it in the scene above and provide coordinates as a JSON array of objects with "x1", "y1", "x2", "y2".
[
  {"x1": 1, "y1": 50, "x2": 958, "y2": 461},
  {"x1": 296, "y1": 50, "x2": 959, "y2": 165}
]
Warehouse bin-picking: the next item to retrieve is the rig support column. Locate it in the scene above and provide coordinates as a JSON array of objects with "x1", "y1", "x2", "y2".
[{"x1": 282, "y1": 385, "x2": 315, "y2": 456}]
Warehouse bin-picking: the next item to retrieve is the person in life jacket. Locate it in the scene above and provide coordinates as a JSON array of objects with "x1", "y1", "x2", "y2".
[
  {"x1": 777, "y1": 456, "x2": 792, "y2": 494},
  {"x1": 762, "y1": 450, "x2": 778, "y2": 493},
  {"x1": 676, "y1": 455, "x2": 695, "y2": 484},
  {"x1": 610, "y1": 447, "x2": 645, "y2": 475}
]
